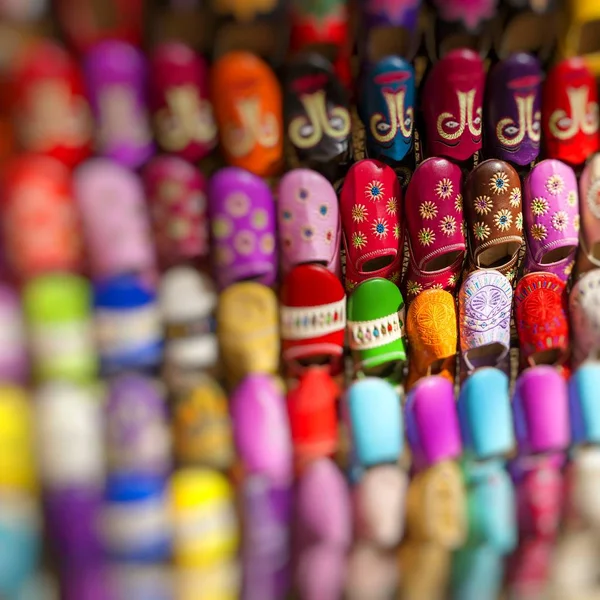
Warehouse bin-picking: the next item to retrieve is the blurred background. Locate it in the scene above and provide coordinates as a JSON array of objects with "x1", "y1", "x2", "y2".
[{"x1": 1, "y1": 1, "x2": 600, "y2": 600}]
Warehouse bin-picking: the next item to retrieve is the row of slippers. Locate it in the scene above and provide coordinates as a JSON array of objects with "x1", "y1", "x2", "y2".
[
  {"x1": 3, "y1": 359, "x2": 599, "y2": 598},
  {"x1": 5, "y1": 37, "x2": 600, "y2": 180},
  {"x1": 3, "y1": 158, "x2": 600, "y2": 384},
  {"x1": 2, "y1": 148, "x2": 599, "y2": 291},
  {"x1": 3, "y1": 0, "x2": 590, "y2": 79}
]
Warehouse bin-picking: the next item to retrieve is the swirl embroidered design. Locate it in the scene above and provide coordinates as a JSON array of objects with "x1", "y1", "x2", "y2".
[{"x1": 408, "y1": 294, "x2": 457, "y2": 358}]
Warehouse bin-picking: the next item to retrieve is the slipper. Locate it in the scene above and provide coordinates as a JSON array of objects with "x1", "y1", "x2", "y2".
[
  {"x1": 403, "y1": 157, "x2": 466, "y2": 298},
  {"x1": 216, "y1": 282, "x2": 280, "y2": 387},
  {"x1": 74, "y1": 158, "x2": 156, "y2": 280},
  {"x1": 451, "y1": 546, "x2": 505, "y2": 600},
  {"x1": 286, "y1": 366, "x2": 339, "y2": 468},
  {"x1": 569, "y1": 447, "x2": 600, "y2": 526},
  {"x1": 353, "y1": 465, "x2": 408, "y2": 549},
  {"x1": 11, "y1": 40, "x2": 93, "y2": 168},
  {"x1": 345, "y1": 543, "x2": 400, "y2": 598},
  {"x1": 460, "y1": 459, "x2": 517, "y2": 554},
  {"x1": 347, "y1": 277, "x2": 407, "y2": 381},
  {"x1": 513, "y1": 365, "x2": 570, "y2": 456},
  {"x1": 144, "y1": 156, "x2": 209, "y2": 269},
  {"x1": 421, "y1": 48, "x2": 485, "y2": 164},
  {"x1": 35, "y1": 381, "x2": 104, "y2": 490},
  {"x1": 230, "y1": 373, "x2": 293, "y2": 487},
  {"x1": 283, "y1": 53, "x2": 352, "y2": 183},
  {"x1": 295, "y1": 457, "x2": 351, "y2": 549},
  {"x1": 210, "y1": 0, "x2": 289, "y2": 66},
  {"x1": 358, "y1": 56, "x2": 415, "y2": 165},
  {"x1": 172, "y1": 374, "x2": 235, "y2": 471},
  {"x1": 506, "y1": 538, "x2": 555, "y2": 600},
  {"x1": 458, "y1": 367, "x2": 515, "y2": 459},
  {"x1": 2, "y1": 155, "x2": 84, "y2": 281},
  {"x1": 208, "y1": 167, "x2": 277, "y2": 291},
  {"x1": 277, "y1": 168, "x2": 341, "y2": 278},
  {"x1": 23, "y1": 274, "x2": 96, "y2": 383},
  {"x1": 170, "y1": 468, "x2": 239, "y2": 567},
  {"x1": 570, "y1": 271, "x2": 600, "y2": 367},
  {"x1": 541, "y1": 57, "x2": 599, "y2": 168},
  {"x1": 514, "y1": 272, "x2": 569, "y2": 368},
  {"x1": 159, "y1": 266, "x2": 218, "y2": 380},
  {"x1": 493, "y1": 0, "x2": 558, "y2": 63},
  {"x1": 44, "y1": 489, "x2": 101, "y2": 567},
  {"x1": 241, "y1": 475, "x2": 292, "y2": 600},
  {"x1": 295, "y1": 544, "x2": 347, "y2": 600},
  {"x1": 83, "y1": 41, "x2": 155, "y2": 169},
  {"x1": 514, "y1": 458, "x2": 566, "y2": 543},
  {"x1": 358, "y1": 0, "x2": 422, "y2": 64},
  {"x1": 405, "y1": 289, "x2": 458, "y2": 385},
  {"x1": 398, "y1": 542, "x2": 452, "y2": 600},
  {"x1": 464, "y1": 158, "x2": 524, "y2": 278},
  {"x1": 550, "y1": 530, "x2": 600, "y2": 600},
  {"x1": 289, "y1": 0, "x2": 352, "y2": 90},
  {"x1": 483, "y1": 52, "x2": 543, "y2": 167},
  {"x1": 55, "y1": 0, "x2": 143, "y2": 55},
  {"x1": 241, "y1": 474, "x2": 292, "y2": 596},
  {"x1": 93, "y1": 274, "x2": 163, "y2": 374},
  {"x1": 105, "y1": 373, "x2": 170, "y2": 477},
  {"x1": 523, "y1": 159, "x2": 579, "y2": 281},
  {"x1": 280, "y1": 264, "x2": 346, "y2": 376},
  {"x1": 0, "y1": 286, "x2": 27, "y2": 385},
  {"x1": 346, "y1": 378, "x2": 403, "y2": 469},
  {"x1": 426, "y1": 0, "x2": 498, "y2": 61},
  {"x1": 458, "y1": 270, "x2": 513, "y2": 371},
  {"x1": 149, "y1": 42, "x2": 217, "y2": 162},
  {"x1": 210, "y1": 51, "x2": 283, "y2": 177},
  {"x1": 339, "y1": 158, "x2": 402, "y2": 292},
  {"x1": 404, "y1": 459, "x2": 467, "y2": 548},
  {"x1": 570, "y1": 363, "x2": 600, "y2": 448},
  {"x1": 561, "y1": 0, "x2": 600, "y2": 79},
  {"x1": 576, "y1": 154, "x2": 600, "y2": 275},
  {"x1": 405, "y1": 375, "x2": 462, "y2": 470},
  {"x1": 0, "y1": 385, "x2": 36, "y2": 493}
]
